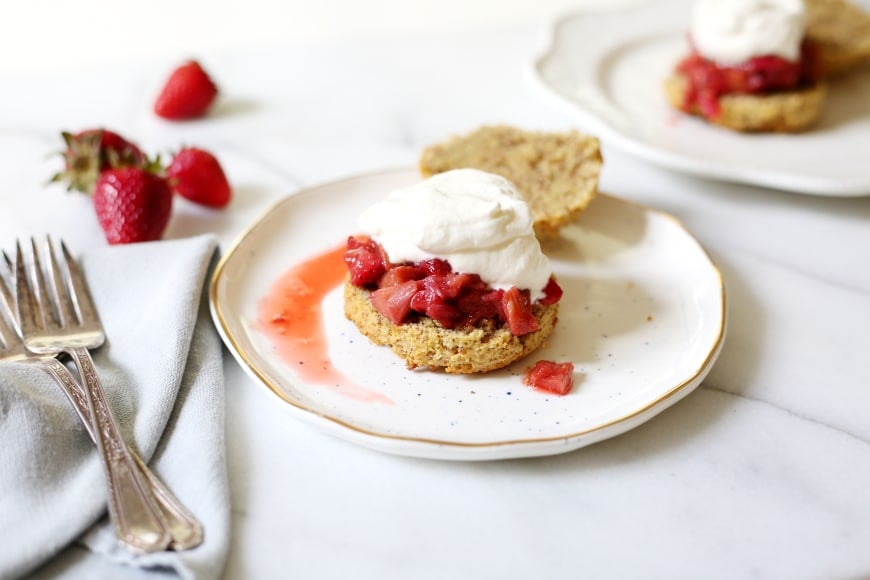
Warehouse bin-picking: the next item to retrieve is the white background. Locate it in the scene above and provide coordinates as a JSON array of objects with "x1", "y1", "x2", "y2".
[{"x1": 1, "y1": 0, "x2": 634, "y2": 74}]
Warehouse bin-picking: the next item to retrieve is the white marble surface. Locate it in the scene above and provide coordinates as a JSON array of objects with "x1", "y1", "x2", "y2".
[{"x1": 1, "y1": 22, "x2": 870, "y2": 580}]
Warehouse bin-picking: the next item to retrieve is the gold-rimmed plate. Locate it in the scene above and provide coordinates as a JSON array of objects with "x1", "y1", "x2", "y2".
[{"x1": 210, "y1": 168, "x2": 725, "y2": 460}]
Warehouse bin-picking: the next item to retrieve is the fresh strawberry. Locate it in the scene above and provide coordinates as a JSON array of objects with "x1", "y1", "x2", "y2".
[
  {"x1": 93, "y1": 167, "x2": 173, "y2": 244},
  {"x1": 53, "y1": 129, "x2": 145, "y2": 193},
  {"x1": 166, "y1": 147, "x2": 231, "y2": 208},
  {"x1": 154, "y1": 60, "x2": 218, "y2": 120}
]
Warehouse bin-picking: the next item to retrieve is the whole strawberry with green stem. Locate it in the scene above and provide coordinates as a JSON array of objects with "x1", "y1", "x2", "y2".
[{"x1": 53, "y1": 129, "x2": 146, "y2": 193}]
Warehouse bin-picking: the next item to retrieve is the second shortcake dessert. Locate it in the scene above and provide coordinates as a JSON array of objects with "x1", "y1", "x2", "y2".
[{"x1": 666, "y1": 0, "x2": 826, "y2": 132}]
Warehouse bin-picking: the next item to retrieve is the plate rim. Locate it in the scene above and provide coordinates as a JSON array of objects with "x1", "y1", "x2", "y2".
[
  {"x1": 210, "y1": 166, "x2": 728, "y2": 459},
  {"x1": 527, "y1": 0, "x2": 870, "y2": 197}
]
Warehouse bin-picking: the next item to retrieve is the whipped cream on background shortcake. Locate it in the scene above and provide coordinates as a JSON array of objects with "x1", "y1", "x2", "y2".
[
  {"x1": 358, "y1": 168, "x2": 552, "y2": 300},
  {"x1": 691, "y1": 0, "x2": 807, "y2": 65}
]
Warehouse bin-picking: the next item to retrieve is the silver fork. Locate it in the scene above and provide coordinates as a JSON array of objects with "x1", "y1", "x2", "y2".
[
  {"x1": 14, "y1": 238, "x2": 203, "y2": 553},
  {"x1": 0, "y1": 248, "x2": 203, "y2": 552}
]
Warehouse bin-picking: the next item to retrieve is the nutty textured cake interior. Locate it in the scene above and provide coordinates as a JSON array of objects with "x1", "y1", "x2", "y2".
[
  {"x1": 806, "y1": 0, "x2": 870, "y2": 76},
  {"x1": 419, "y1": 125, "x2": 602, "y2": 238}
]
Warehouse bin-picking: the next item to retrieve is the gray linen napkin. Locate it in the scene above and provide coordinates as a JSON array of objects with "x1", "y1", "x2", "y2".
[{"x1": 0, "y1": 234, "x2": 229, "y2": 579}]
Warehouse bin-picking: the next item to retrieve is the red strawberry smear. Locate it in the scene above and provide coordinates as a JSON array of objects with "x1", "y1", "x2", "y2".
[
  {"x1": 523, "y1": 360, "x2": 575, "y2": 396},
  {"x1": 344, "y1": 236, "x2": 561, "y2": 336},
  {"x1": 166, "y1": 147, "x2": 232, "y2": 208},
  {"x1": 154, "y1": 60, "x2": 218, "y2": 120}
]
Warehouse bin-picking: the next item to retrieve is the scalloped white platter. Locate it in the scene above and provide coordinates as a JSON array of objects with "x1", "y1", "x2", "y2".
[
  {"x1": 210, "y1": 168, "x2": 726, "y2": 460},
  {"x1": 529, "y1": 0, "x2": 870, "y2": 196}
]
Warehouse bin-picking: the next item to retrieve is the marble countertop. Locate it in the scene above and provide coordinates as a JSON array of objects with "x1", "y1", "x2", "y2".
[{"x1": 1, "y1": 22, "x2": 869, "y2": 580}]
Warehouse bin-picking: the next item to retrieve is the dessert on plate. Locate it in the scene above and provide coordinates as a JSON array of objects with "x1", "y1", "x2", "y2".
[
  {"x1": 666, "y1": 0, "x2": 826, "y2": 132},
  {"x1": 343, "y1": 168, "x2": 563, "y2": 374},
  {"x1": 419, "y1": 125, "x2": 602, "y2": 238},
  {"x1": 666, "y1": 0, "x2": 870, "y2": 133}
]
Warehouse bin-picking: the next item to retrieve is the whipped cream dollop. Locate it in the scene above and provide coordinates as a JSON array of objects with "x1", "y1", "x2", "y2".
[
  {"x1": 358, "y1": 168, "x2": 552, "y2": 300},
  {"x1": 691, "y1": 0, "x2": 807, "y2": 65}
]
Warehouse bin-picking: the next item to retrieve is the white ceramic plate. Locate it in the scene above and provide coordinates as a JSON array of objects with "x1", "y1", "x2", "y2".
[
  {"x1": 529, "y1": 0, "x2": 870, "y2": 196},
  {"x1": 210, "y1": 168, "x2": 726, "y2": 460}
]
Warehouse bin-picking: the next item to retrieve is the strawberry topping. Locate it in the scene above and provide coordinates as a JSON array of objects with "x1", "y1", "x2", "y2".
[
  {"x1": 344, "y1": 236, "x2": 388, "y2": 286},
  {"x1": 344, "y1": 236, "x2": 561, "y2": 336},
  {"x1": 676, "y1": 39, "x2": 821, "y2": 119}
]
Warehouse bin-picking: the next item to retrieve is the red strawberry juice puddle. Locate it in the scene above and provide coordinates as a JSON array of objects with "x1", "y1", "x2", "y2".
[{"x1": 255, "y1": 243, "x2": 392, "y2": 404}]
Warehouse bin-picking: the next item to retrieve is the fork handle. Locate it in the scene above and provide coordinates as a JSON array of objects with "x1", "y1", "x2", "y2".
[
  {"x1": 65, "y1": 347, "x2": 173, "y2": 553},
  {"x1": 40, "y1": 358, "x2": 204, "y2": 550}
]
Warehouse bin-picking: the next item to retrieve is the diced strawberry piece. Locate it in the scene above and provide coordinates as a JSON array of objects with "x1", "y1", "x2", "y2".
[
  {"x1": 538, "y1": 276, "x2": 563, "y2": 305},
  {"x1": 344, "y1": 236, "x2": 387, "y2": 286},
  {"x1": 425, "y1": 301, "x2": 461, "y2": 328},
  {"x1": 379, "y1": 264, "x2": 424, "y2": 288},
  {"x1": 456, "y1": 287, "x2": 499, "y2": 326},
  {"x1": 523, "y1": 360, "x2": 575, "y2": 396},
  {"x1": 418, "y1": 258, "x2": 452, "y2": 276},
  {"x1": 370, "y1": 280, "x2": 420, "y2": 324},
  {"x1": 501, "y1": 287, "x2": 539, "y2": 336}
]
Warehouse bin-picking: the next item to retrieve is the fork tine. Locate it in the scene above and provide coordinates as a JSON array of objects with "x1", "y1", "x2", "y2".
[
  {"x1": 0, "y1": 251, "x2": 14, "y2": 321},
  {"x1": 15, "y1": 240, "x2": 43, "y2": 333},
  {"x1": 0, "y1": 268, "x2": 15, "y2": 350},
  {"x1": 30, "y1": 237, "x2": 58, "y2": 328},
  {"x1": 46, "y1": 236, "x2": 77, "y2": 327},
  {"x1": 61, "y1": 240, "x2": 101, "y2": 327}
]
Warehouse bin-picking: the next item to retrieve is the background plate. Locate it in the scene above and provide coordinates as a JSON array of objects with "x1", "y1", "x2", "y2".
[
  {"x1": 210, "y1": 168, "x2": 726, "y2": 460},
  {"x1": 529, "y1": 0, "x2": 870, "y2": 196}
]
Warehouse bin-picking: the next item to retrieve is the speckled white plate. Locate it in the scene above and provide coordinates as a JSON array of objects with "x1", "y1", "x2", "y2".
[
  {"x1": 529, "y1": 0, "x2": 870, "y2": 196},
  {"x1": 210, "y1": 168, "x2": 726, "y2": 460}
]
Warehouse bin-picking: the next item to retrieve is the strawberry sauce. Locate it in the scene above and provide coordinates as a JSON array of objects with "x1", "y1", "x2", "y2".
[{"x1": 256, "y1": 243, "x2": 391, "y2": 404}]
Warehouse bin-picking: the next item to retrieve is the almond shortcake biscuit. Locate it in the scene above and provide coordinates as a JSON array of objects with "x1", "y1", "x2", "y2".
[
  {"x1": 419, "y1": 125, "x2": 602, "y2": 238},
  {"x1": 806, "y1": 0, "x2": 870, "y2": 76}
]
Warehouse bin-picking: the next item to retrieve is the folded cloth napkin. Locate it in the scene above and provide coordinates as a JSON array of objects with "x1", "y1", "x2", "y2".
[{"x1": 0, "y1": 235, "x2": 229, "y2": 580}]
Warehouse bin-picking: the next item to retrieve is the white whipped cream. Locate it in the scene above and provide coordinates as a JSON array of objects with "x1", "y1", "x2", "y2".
[
  {"x1": 691, "y1": 0, "x2": 807, "y2": 65},
  {"x1": 358, "y1": 168, "x2": 552, "y2": 300}
]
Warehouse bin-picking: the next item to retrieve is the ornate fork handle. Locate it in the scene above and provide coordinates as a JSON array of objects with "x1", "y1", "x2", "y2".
[
  {"x1": 66, "y1": 346, "x2": 172, "y2": 553},
  {"x1": 39, "y1": 357, "x2": 203, "y2": 550}
]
